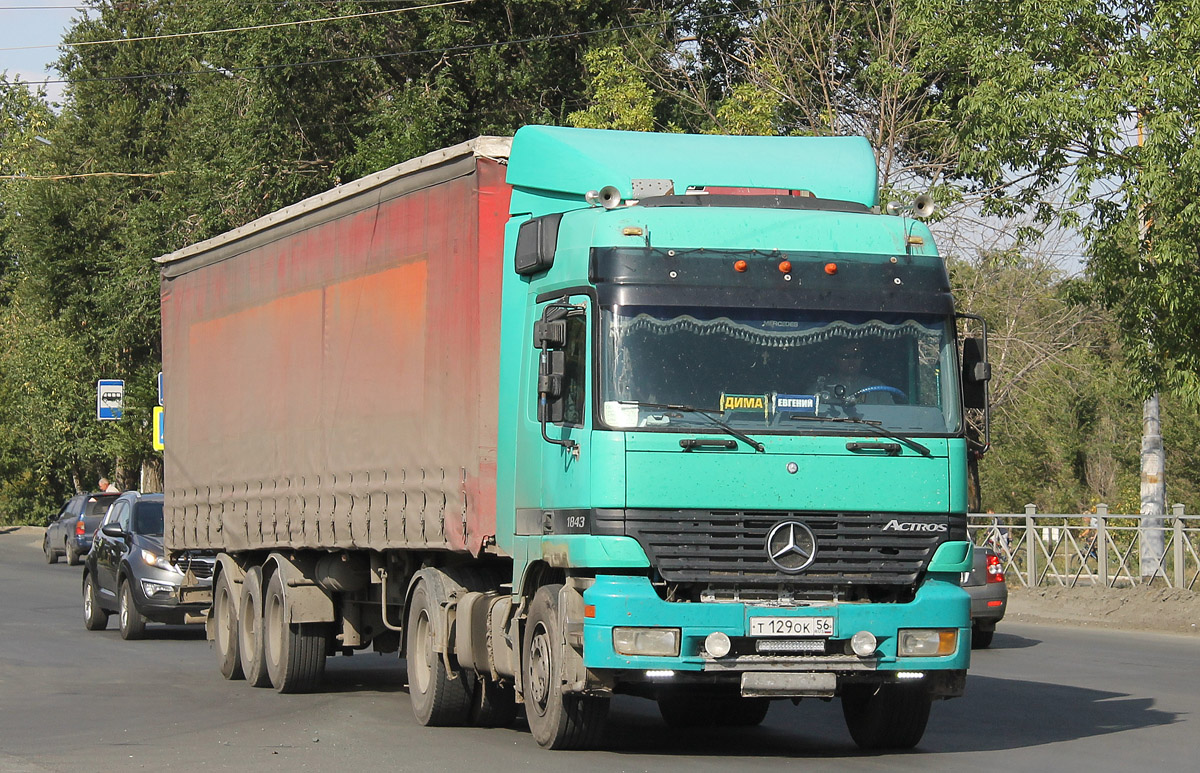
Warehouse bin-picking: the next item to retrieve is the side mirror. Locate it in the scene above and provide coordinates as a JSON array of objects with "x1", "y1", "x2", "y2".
[
  {"x1": 533, "y1": 319, "x2": 567, "y2": 350},
  {"x1": 101, "y1": 523, "x2": 127, "y2": 540},
  {"x1": 538, "y1": 351, "x2": 566, "y2": 423},
  {"x1": 961, "y1": 337, "x2": 989, "y2": 410},
  {"x1": 514, "y1": 213, "x2": 563, "y2": 276}
]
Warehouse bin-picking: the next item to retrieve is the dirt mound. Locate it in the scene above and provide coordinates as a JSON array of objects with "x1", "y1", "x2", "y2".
[{"x1": 1007, "y1": 585, "x2": 1200, "y2": 635}]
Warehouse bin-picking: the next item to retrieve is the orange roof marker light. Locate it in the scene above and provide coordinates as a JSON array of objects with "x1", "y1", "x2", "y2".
[
  {"x1": 778, "y1": 260, "x2": 792, "y2": 273},
  {"x1": 734, "y1": 259, "x2": 748, "y2": 273},
  {"x1": 824, "y1": 262, "x2": 838, "y2": 275}
]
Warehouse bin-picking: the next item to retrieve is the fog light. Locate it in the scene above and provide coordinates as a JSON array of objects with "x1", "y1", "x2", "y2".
[
  {"x1": 141, "y1": 580, "x2": 174, "y2": 597},
  {"x1": 704, "y1": 631, "x2": 732, "y2": 658},
  {"x1": 850, "y1": 630, "x2": 877, "y2": 657},
  {"x1": 613, "y1": 627, "x2": 681, "y2": 657},
  {"x1": 898, "y1": 629, "x2": 957, "y2": 657}
]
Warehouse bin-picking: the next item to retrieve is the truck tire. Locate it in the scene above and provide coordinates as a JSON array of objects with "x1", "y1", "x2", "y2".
[
  {"x1": 212, "y1": 570, "x2": 244, "y2": 680},
  {"x1": 522, "y1": 584, "x2": 609, "y2": 750},
  {"x1": 470, "y1": 676, "x2": 518, "y2": 728},
  {"x1": 657, "y1": 694, "x2": 770, "y2": 728},
  {"x1": 238, "y1": 566, "x2": 271, "y2": 687},
  {"x1": 83, "y1": 573, "x2": 109, "y2": 631},
  {"x1": 44, "y1": 536, "x2": 59, "y2": 564},
  {"x1": 406, "y1": 580, "x2": 471, "y2": 726},
  {"x1": 66, "y1": 541, "x2": 81, "y2": 566},
  {"x1": 263, "y1": 570, "x2": 326, "y2": 693},
  {"x1": 841, "y1": 683, "x2": 932, "y2": 750},
  {"x1": 118, "y1": 580, "x2": 147, "y2": 640}
]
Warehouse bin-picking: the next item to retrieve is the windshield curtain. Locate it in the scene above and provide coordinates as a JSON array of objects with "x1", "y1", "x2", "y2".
[{"x1": 599, "y1": 306, "x2": 961, "y2": 435}]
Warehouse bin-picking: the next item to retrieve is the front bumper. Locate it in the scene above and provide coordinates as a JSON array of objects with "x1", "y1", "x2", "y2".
[
  {"x1": 129, "y1": 567, "x2": 210, "y2": 624},
  {"x1": 583, "y1": 574, "x2": 969, "y2": 695}
]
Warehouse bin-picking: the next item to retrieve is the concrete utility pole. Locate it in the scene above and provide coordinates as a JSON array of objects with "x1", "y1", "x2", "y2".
[
  {"x1": 1136, "y1": 110, "x2": 1165, "y2": 581},
  {"x1": 1140, "y1": 394, "x2": 1165, "y2": 580}
]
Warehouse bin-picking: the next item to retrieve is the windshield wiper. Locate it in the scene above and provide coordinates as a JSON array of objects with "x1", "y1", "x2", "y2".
[
  {"x1": 788, "y1": 414, "x2": 931, "y2": 457},
  {"x1": 618, "y1": 401, "x2": 766, "y2": 452}
]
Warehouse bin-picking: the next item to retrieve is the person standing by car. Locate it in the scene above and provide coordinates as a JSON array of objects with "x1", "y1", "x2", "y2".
[{"x1": 98, "y1": 477, "x2": 120, "y2": 493}]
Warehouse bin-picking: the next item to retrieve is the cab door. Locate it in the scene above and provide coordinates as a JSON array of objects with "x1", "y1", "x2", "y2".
[{"x1": 536, "y1": 296, "x2": 593, "y2": 529}]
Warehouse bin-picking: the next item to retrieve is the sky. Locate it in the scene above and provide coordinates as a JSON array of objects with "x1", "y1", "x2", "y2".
[{"x1": 0, "y1": 0, "x2": 85, "y2": 104}]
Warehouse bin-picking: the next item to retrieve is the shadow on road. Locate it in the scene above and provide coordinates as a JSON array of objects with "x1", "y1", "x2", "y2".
[
  {"x1": 926, "y1": 674, "x2": 1179, "y2": 752},
  {"x1": 317, "y1": 655, "x2": 409, "y2": 694},
  {"x1": 597, "y1": 674, "x2": 1179, "y2": 758},
  {"x1": 144, "y1": 625, "x2": 207, "y2": 641},
  {"x1": 986, "y1": 630, "x2": 1042, "y2": 649},
  {"x1": 305, "y1": 658, "x2": 1179, "y2": 758}
]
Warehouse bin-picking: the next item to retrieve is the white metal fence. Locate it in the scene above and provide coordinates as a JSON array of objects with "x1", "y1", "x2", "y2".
[{"x1": 967, "y1": 505, "x2": 1200, "y2": 589}]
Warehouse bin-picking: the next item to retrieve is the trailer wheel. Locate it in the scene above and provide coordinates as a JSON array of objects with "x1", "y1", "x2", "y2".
[
  {"x1": 212, "y1": 571, "x2": 244, "y2": 680},
  {"x1": 238, "y1": 566, "x2": 271, "y2": 687},
  {"x1": 470, "y1": 676, "x2": 517, "y2": 728},
  {"x1": 263, "y1": 570, "x2": 326, "y2": 693},
  {"x1": 82, "y1": 573, "x2": 108, "y2": 631},
  {"x1": 657, "y1": 694, "x2": 770, "y2": 728},
  {"x1": 406, "y1": 580, "x2": 471, "y2": 726},
  {"x1": 522, "y1": 584, "x2": 609, "y2": 749},
  {"x1": 841, "y1": 683, "x2": 932, "y2": 750}
]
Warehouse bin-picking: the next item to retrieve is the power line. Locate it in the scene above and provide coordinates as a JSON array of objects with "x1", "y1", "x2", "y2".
[
  {"x1": 1, "y1": 0, "x2": 802, "y2": 88},
  {"x1": 0, "y1": 0, "x2": 473, "y2": 51}
]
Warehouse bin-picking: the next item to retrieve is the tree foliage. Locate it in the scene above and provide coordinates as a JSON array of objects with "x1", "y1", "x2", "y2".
[{"x1": 0, "y1": 0, "x2": 629, "y2": 523}]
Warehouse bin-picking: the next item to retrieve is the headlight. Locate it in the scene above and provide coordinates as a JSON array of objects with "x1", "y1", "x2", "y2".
[
  {"x1": 897, "y1": 629, "x2": 957, "y2": 657},
  {"x1": 613, "y1": 627, "x2": 681, "y2": 657},
  {"x1": 141, "y1": 580, "x2": 176, "y2": 597},
  {"x1": 140, "y1": 549, "x2": 177, "y2": 572}
]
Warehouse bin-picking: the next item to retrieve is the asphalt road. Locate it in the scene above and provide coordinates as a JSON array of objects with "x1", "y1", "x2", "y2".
[{"x1": 2, "y1": 525, "x2": 1198, "y2": 772}]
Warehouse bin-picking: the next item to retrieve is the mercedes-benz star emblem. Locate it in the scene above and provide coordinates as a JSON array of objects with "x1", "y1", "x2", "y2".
[{"x1": 765, "y1": 520, "x2": 818, "y2": 573}]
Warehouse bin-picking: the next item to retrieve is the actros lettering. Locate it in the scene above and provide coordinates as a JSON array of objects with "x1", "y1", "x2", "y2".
[{"x1": 882, "y1": 520, "x2": 947, "y2": 532}]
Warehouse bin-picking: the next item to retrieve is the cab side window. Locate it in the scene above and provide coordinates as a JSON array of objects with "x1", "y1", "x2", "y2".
[{"x1": 560, "y1": 313, "x2": 586, "y2": 427}]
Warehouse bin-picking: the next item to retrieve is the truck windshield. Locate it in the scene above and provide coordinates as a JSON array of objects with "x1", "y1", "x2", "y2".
[{"x1": 599, "y1": 306, "x2": 961, "y2": 436}]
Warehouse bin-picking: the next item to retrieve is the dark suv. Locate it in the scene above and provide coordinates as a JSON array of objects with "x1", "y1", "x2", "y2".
[
  {"x1": 43, "y1": 492, "x2": 120, "y2": 565},
  {"x1": 82, "y1": 491, "x2": 214, "y2": 639}
]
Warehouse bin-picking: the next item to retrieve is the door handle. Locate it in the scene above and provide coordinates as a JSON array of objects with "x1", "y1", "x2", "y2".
[
  {"x1": 680, "y1": 438, "x2": 738, "y2": 451},
  {"x1": 846, "y1": 441, "x2": 902, "y2": 455}
]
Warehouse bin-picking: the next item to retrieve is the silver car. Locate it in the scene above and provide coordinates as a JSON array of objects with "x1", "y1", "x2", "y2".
[{"x1": 962, "y1": 545, "x2": 1007, "y2": 648}]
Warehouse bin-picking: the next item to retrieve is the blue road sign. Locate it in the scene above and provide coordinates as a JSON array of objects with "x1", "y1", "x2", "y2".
[{"x1": 97, "y1": 379, "x2": 124, "y2": 421}]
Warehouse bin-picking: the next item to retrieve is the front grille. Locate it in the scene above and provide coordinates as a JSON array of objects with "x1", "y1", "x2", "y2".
[
  {"x1": 176, "y1": 555, "x2": 215, "y2": 580},
  {"x1": 623, "y1": 510, "x2": 958, "y2": 601}
]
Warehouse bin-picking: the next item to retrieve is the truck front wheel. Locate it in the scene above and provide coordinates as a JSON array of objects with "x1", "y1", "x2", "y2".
[
  {"x1": 841, "y1": 683, "x2": 932, "y2": 750},
  {"x1": 212, "y1": 571, "x2": 244, "y2": 680},
  {"x1": 522, "y1": 584, "x2": 609, "y2": 750},
  {"x1": 406, "y1": 580, "x2": 471, "y2": 726},
  {"x1": 263, "y1": 570, "x2": 326, "y2": 693}
]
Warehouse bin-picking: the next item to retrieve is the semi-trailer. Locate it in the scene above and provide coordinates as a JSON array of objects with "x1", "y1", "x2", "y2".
[{"x1": 158, "y1": 126, "x2": 986, "y2": 750}]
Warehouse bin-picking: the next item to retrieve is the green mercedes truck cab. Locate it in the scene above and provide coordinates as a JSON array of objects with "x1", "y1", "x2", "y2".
[{"x1": 495, "y1": 126, "x2": 982, "y2": 750}]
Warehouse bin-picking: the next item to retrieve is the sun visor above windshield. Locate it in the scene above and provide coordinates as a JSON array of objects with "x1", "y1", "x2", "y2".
[{"x1": 507, "y1": 126, "x2": 879, "y2": 211}]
